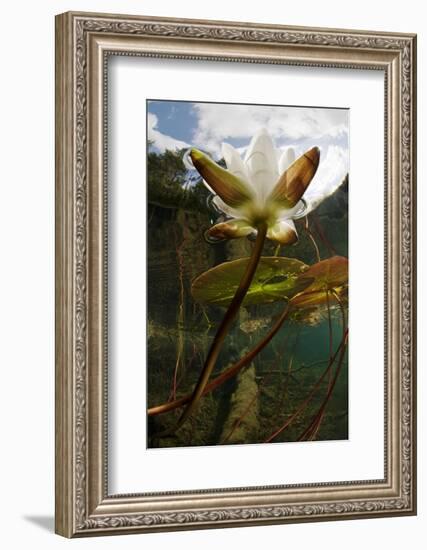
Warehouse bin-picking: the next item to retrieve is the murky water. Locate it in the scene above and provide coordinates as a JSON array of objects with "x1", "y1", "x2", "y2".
[{"x1": 146, "y1": 151, "x2": 348, "y2": 448}]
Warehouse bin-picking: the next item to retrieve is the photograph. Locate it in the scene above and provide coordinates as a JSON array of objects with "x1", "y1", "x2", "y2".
[
  {"x1": 53, "y1": 9, "x2": 416, "y2": 538},
  {"x1": 146, "y1": 100, "x2": 349, "y2": 448}
]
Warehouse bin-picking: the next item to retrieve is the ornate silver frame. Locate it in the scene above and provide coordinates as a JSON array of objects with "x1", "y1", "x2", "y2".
[{"x1": 55, "y1": 11, "x2": 417, "y2": 537}]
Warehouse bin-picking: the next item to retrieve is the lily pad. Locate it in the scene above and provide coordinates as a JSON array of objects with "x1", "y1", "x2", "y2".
[
  {"x1": 191, "y1": 256, "x2": 312, "y2": 307},
  {"x1": 291, "y1": 256, "x2": 348, "y2": 309},
  {"x1": 291, "y1": 285, "x2": 348, "y2": 310}
]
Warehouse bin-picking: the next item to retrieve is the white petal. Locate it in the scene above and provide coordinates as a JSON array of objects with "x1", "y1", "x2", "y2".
[
  {"x1": 212, "y1": 195, "x2": 243, "y2": 219},
  {"x1": 244, "y1": 129, "x2": 279, "y2": 200},
  {"x1": 278, "y1": 147, "x2": 296, "y2": 174},
  {"x1": 222, "y1": 142, "x2": 250, "y2": 183}
]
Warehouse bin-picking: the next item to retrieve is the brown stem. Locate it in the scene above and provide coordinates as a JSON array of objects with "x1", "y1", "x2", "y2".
[
  {"x1": 297, "y1": 331, "x2": 348, "y2": 441},
  {"x1": 256, "y1": 359, "x2": 336, "y2": 378},
  {"x1": 264, "y1": 328, "x2": 348, "y2": 443},
  {"x1": 326, "y1": 290, "x2": 333, "y2": 390},
  {"x1": 170, "y1": 222, "x2": 268, "y2": 433},
  {"x1": 297, "y1": 290, "x2": 348, "y2": 441},
  {"x1": 304, "y1": 215, "x2": 321, "y2": 263},
  {"x1": 311, "y1": 212, "x2": 336, "y2": 257},
  {"x1": 301, "y1": 289, "x2": 333, "y2": 439},
  {"x1": 275, "y1": 330, "x2": 300, "y2": 417},
  {"x1": 148, "y1": 300, "x2": 291, "y2": 417},
  {"x1": 169, "y1": 224, "x2": 186, "y2": 401}
]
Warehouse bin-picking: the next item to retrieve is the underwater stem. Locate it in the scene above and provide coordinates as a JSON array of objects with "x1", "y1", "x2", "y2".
[
  {"x1": 169, "y1": 222, "x2": 186, "y2": 401},
  {"x1": 304, "y1": 215, "x2": 321, "y2": 263},
  {"x1": 297, "y1": 290, "x2": 348, "y2": 441},
  {"x1": 264, "y1": 328, "x2": 348, "y2": 443},
  {"x1": 148, "y1": 300, "x2": 291, "y2": 417},
  {"x1": 275, "y1": 329, "x2": 300, "y2": 417},
  {"x1": 326, "y1": 290, "x2": 333, "y2": 389},
  {"x1": 171, "y1": 222, "x2": 268, "y2": 433},
  {"x1": 312, "y1": 213, "x2": 336, "y2": 257},
  {"x1": 297, "y1": 330, "x2": 348, "y2": 441}
]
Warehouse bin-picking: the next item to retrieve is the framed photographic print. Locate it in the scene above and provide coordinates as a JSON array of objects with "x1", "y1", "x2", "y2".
[{"x1": 55, "y1": 11, "x2": 417, "y2": 537}]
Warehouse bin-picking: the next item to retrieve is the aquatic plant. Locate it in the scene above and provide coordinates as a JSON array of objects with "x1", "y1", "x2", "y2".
[
  {"x1": 165, "y1": 131, "x2": 321, "y2": 432},
  {"x1": 296, "y1": 288, "x2": 348, "y2": 441},
  {"x1": 149, "y1": 129, "x2": 350, "y2": 447},
  {"x1": 148, "y1": 301, "x2": 292, "y2": 417},
  {"x1": 264, "y1": 328, "x2": 348, "y2": 443},
  {"x1": 190, "y1": 129, "x2": 319, "y2": 244},
  {"x1": 191, "y1": 256, "x2": 312, "y2": 307},
  {"x1": 149, "y1": 256, "x2": 348, "y2": 435},
  {"x1": 264, "y1": 259, "x2": 349, "y2": 442}
]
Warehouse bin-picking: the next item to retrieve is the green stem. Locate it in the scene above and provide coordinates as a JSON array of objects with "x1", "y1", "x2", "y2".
[{"x1": 170, "y1": 222, "x2": 268, "y2": 434}]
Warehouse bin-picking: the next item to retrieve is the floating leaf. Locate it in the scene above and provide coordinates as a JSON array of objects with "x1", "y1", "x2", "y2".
[
  {"x1": 291, "y1": 285, "x2": 348, "y2": 310},
  {"x1": 291, "y1": 256, "x2": 348, "y2": 309},
  {"x1": 192, "y1": 256, "x2": 312, "y2": 307}
]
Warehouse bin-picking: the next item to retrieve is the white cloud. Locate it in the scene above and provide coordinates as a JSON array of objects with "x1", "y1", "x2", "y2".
[
  {"x1": 304, "y1": 145, "x2": 348, "y2": 212},
  {"x1": 191, "y1": 103, "x2": 348, "y2": 155},
  {"x1": 147, "y1": 112, "x2": 189, "y2": 152}
]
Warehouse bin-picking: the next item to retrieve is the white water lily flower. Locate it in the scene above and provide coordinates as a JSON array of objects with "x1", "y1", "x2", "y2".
[{"x1": 189, "y1": 129, "x2": 320, "y2": 245}]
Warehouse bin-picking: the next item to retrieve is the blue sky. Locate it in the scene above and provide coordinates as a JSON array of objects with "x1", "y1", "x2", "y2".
[
  {"x1": 148, "y1": 101, "x2": 197, "y2": 144},
  {"x1": 147, "y1": 99, "x2": 349, "y2": 211}
]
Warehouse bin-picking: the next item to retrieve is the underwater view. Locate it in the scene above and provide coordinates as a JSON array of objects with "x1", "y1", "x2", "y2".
[{"x1": 146, "y1": 100, "x2": 349, "y2": 448}]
